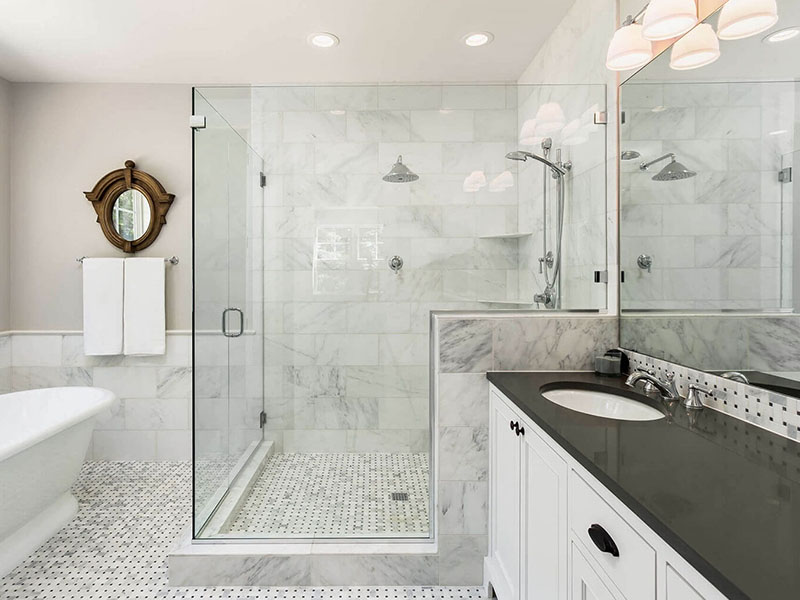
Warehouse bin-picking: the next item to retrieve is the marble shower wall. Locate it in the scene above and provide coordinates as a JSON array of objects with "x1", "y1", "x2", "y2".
[
  {"x1": 239, "y1": 85, "x2": 607, "y2": 453},
  {"x1": 620, "y1": 80, "x2": 797, "y2": 310},
  {"x1": 4, "y1": 332, "x2": 192, "y2": 460},
  {"x1": 433, "y1": 312, "x2": 617, "y2": 584},
  {"x1": 516, "y1": 85, "x2": 608, "y2": 310}
]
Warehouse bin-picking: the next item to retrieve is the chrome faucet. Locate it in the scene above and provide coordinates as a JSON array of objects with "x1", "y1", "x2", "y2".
[
  {"x1": 721, "y1": 371, "x2": 749, "y2": 384},
  {"x1": 625, "y1": 369, "x2": 680, "y2": 401}
]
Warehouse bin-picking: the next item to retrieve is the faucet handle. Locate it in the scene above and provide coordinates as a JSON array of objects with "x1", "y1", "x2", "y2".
[{"x1": 683, "y1": 383, "x2": 713, "y2": 410}]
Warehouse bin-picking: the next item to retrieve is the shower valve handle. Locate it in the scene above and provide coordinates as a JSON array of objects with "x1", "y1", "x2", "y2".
[{"x1": 538, "y1": 257, "x2": 545, "y2": 273}]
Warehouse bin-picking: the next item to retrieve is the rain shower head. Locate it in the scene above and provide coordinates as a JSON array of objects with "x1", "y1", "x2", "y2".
[
  {"x1": 382, "y1": 155, "x2": 419, "y2": 183},
  {"x1": 621, "y1": 150, "x2": 641, "y2": 160},
  {"x1": 640, "y1": 153, "x2": 696, "y2": 181}
]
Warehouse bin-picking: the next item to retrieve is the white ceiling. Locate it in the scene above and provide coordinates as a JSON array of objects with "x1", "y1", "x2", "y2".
[{"x1": 0, "y1": 0, "x2": 575, "y2": 84}]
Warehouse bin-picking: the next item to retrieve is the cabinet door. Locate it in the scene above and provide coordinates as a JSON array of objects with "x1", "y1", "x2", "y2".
[
  {"x1": 490, "y1": 392, "x2": 522, "y2": 599},
  {"x1": 522, "y1": 426, "x2": 567, "y2": 600},
  {"x1": 571, "y1": 541, "x2": 619, "y2": 600}
]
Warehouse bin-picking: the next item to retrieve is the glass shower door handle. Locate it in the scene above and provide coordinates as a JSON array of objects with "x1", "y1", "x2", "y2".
[{"x1": 221, "y1": 308, "x2": 244, "y2": 337}]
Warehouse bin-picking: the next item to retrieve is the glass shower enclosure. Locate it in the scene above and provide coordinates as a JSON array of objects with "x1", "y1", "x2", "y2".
[{"x1": 192, "y1": 84, "x2": 607, "y2": 541}]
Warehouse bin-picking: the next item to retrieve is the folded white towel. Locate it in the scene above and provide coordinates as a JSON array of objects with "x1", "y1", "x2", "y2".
[
  {"x1": 123, "y1": 258, "x2": 166, "y2": 356},
  {"x1": 82, "y1": 258, "x2": 124, "y2": 356}
]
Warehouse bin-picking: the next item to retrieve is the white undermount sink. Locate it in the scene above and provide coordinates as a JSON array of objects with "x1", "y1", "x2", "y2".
[{"x1": 541, "y1": 388, "x2": 665, "y2": 421}]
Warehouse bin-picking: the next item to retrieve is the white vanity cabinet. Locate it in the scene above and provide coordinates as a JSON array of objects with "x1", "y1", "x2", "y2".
[
  {"x1": 488, "y1": 388, "x2": 568, "y2": 600},
  {"x1": 486, "y1": 385, "x2": 729, "y2": 600}
]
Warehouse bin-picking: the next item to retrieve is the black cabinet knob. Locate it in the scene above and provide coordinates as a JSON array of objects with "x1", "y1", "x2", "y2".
[
  {"x1": 588, "y1": 524, "x2": 619, "y2": 557},
  {"x1": 510, "y1": 420, "x2": 516, "y2": 431},
  {"x1": 518, "y1": 425, "x2": 525, "y2": 436}
]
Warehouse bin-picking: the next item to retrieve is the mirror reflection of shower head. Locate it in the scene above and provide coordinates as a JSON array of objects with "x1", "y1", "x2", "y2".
[
  {"x1": 639, "y1": 153, "x2": 696, "y2": 181},
  {"x1": 621, "y1": 150, "x2": 641, "y2": 160},
  {"x1": 382, "y1": 155, "x2": 419, "y2": 183}
]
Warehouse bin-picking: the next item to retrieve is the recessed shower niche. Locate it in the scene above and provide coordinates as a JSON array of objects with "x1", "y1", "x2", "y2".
[{"x1": 191, "y1": 84, "x2": 608, "y2": 541}]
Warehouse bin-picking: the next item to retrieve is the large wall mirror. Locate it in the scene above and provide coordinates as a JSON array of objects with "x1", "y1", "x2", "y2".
[{"x1": 619, "y1": 0, "x2": 800, "y2": 395}]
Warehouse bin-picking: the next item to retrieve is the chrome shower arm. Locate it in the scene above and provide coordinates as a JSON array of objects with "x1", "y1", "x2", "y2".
[{"x1": 639, "y1": 153, "x2": 675, "y2": 171}]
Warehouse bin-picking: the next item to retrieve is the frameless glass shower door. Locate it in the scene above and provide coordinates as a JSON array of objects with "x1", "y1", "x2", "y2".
[{"x1": 193, "y1": 89, "x2": 264, "y2": 535}]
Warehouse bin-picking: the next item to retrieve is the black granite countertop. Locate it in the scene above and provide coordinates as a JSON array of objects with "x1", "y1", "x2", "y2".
[{"x1": 487, "y1": 371, "x2": 800, "y2": 600}]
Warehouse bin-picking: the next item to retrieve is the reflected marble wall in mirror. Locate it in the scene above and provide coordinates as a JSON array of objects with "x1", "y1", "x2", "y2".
[{"x1": 619, "y1": 0, "x2": 800, "y2": 397}]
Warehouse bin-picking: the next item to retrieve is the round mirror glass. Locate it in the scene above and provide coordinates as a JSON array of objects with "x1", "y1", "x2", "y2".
[{"x1": 112, "y1": 189, "x2": 151, "y2": 241}]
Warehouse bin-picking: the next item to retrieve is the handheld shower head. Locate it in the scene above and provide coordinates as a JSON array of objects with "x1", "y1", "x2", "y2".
[{"x1": 505, "y1": 150, "x2": 567, "y2": 176}]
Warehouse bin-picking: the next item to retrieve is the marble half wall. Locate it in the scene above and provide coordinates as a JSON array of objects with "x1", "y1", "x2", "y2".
[{"x1": 432, "y1": 312, "x2": 617, "y2": 584}]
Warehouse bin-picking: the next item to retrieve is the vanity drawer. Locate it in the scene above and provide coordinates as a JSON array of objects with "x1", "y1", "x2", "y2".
[{"x1": 569, "y1": 470, "x2": 656, "y2": 600}]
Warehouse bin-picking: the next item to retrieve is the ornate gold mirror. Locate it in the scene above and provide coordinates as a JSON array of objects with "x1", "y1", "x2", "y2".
[{"x1": 84, "y1": 160, "x2": 175, "y2": 252}]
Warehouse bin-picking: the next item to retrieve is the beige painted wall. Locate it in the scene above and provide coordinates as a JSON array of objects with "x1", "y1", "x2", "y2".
[
  {"x1": 0, "y1": 77, "x2": 11, "y2": 331},
  {"x1": 9, "y1": 83, "x2": 192, "y2": 331}
]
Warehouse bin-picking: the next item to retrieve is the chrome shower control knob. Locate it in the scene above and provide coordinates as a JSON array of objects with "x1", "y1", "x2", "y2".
[
  {"x1": 388, "y1": 255, "x2": 404, "y2": 273},
  {"x1": 637, "y1": 254, "x2": 653, "y2": 273}
]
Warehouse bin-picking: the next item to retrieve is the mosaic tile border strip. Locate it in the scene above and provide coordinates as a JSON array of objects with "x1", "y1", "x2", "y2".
[{"x1": 625, "y1": 350, "x2": 800, "y2": 442}]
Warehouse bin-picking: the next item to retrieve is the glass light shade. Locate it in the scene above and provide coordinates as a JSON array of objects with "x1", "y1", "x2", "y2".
[
  {"x1": 519, "y1": 119, "x2": 542, "y2": 145},
  {"x1": 489, "y1": 171, "x2": 514, "y2": 192},
  {"x1": 670, "y1": 23, "x2": 721, "y2": 70},
  {"x1": 606, "y1": 23, "x2": 654, "y2": 70},
  {"x1": 463, "y1": 170, "x2": 487, "y2": 192},
  {"x1": 534, "y1": 103, "x2": 565, "y2": 135},
  {"x1": 642, "y1": 0, "x2": 698, "y2": 41},
  {"x1": 717, "y1": 0, "x2": 778, "y2": 40}
]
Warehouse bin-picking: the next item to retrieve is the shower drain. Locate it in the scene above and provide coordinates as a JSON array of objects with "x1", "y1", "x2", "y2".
[{"x1": 390, "y1": 492, "x2": 409, "y2": 501}]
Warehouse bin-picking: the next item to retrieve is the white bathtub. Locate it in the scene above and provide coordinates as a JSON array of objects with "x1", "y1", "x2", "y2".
[{"x1": 0, "y1": 386, "x2": 115, "y2": 577}]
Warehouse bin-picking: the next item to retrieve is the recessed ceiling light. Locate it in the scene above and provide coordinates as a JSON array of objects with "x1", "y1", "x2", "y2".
[
  {"x1": 329, "y1": 109, "x2": 346, "y2": 116},
  {"x1": 308, "y1": 32, "x2": 339, "y2": 48},
  {"x1": 463, "y1": 32, "x2": 494, "y2": 47},
  {"x1": 769, "y1": 129, "x2": 788, "y2": 136},
  {"x1": 763, "y1": 26, "x2": 800, "y2": 43}
]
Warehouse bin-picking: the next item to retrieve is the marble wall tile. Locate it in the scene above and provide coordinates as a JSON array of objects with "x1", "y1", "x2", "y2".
[
  {"x1": 310, "y1": 555, "x2": 438, "y2": 585},
  {"x1": 314, "y1": 86, "x2": 378, "y2": 111},
  {"x1": 439, "y1": 426, "x2": 488, "y2": 481},
  {"x1": 410, "y1": 111, "x2": 474, "y2": 142},
  {"x1": 11, "y1": 334, "x2": 62, "y2": 366},
  {"x1": 438, "y1": 535, "x2": 488, "y2": 585},
  {"x1": 438, "y1": 320, "x2": 493, "y2": 374},
  {"x1": 438, "y1": 481, "x2": 488, "y2": 535},
  {"x1": 438, "y1": 373, "x2": 489, "y2": 428},
  {"x1": 169, "y1": 555, "x2": 312, "y2": 586},
  {"x1": 493, "y1": 317, "x2": 616, "y2": 371}
]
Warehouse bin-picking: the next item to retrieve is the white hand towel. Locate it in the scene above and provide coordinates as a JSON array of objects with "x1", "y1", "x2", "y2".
[
  {"x1": 123, "y1": 258, "x2": 166, "y2": 356},
  {"x1": 82, "y1": 258, "x2": 124, "y2": 356}
]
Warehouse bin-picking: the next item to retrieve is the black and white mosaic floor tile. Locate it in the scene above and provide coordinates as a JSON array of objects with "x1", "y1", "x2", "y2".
[
  {"x1": 0, "y1": 462, "x2": 478, "y2": 600},
  {"x1": 227, "y1": 453, "x2": 430, "y2": 537}
]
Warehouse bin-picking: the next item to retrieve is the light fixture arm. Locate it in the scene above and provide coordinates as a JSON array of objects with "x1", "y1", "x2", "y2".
[
  {"x1": 639, "y1": 153, "x2": 675, "y2": 171},
  {"x1": 628, "y1": 3, "x2": 651, "y2": 25}
]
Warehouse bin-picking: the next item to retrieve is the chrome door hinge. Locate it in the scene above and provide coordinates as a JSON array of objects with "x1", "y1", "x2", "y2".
[
  {"x1": 594, "y1": 111, "x2": 608, "y2": 125},
  {"x1": 259, "y1": 411, "x2": 267, "y2": 428},
  {"x1": 259, "y1": 172, "x2": 267, "y2": 187},
  {"x1": 779, "y1": 167, "x2": 792, "y2": 183},
  {"x1": 594, "y1": 270, "x2": 609, "y2": 284},
  {"x1": 190, "y1": 115, "x2": 206, "y2": 129}
]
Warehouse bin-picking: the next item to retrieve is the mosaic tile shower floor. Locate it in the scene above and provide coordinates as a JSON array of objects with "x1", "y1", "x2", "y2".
[
  {"x1": 0, "y1": 462, "x2": 479, "y2": 600},
  {"x1": 226, "y1": 453, "x2": 430, "y2": 537}
]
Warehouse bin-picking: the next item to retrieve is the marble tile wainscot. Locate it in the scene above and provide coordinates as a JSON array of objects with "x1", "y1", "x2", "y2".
[
  {"x1": 432, "y1": 312, "x2": 617, "y2": 584},
  {"x1": 5, "y1": 331, "x2": 193, "y2": 461}
]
